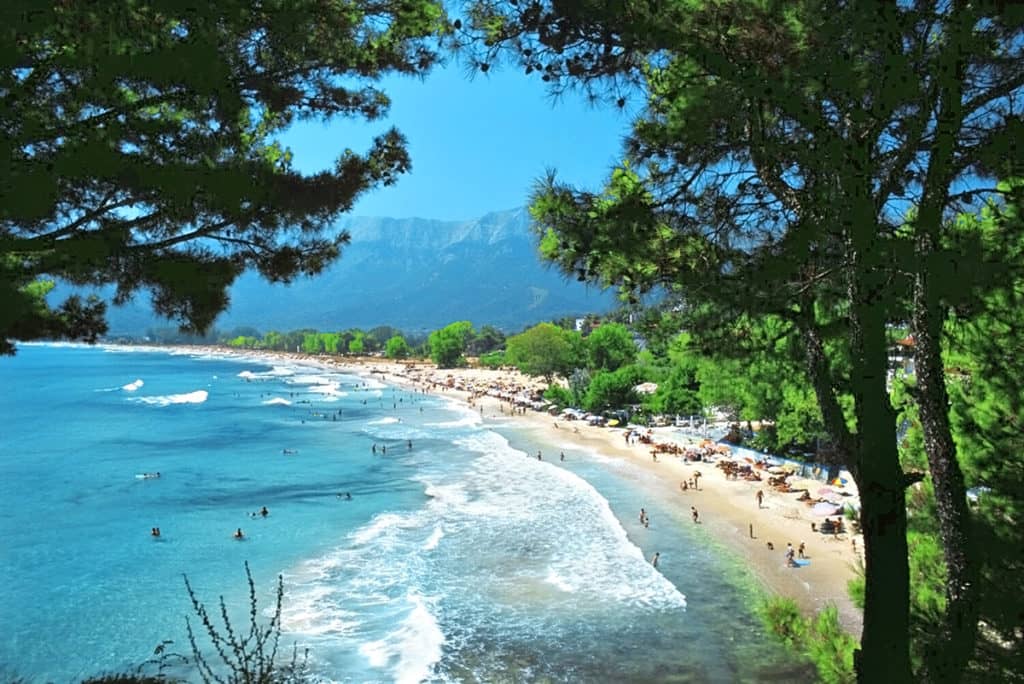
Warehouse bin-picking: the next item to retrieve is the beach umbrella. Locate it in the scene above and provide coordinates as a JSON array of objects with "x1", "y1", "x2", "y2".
[{"x1": 817, "y1": 487, "x2": 835, "y2": 496}]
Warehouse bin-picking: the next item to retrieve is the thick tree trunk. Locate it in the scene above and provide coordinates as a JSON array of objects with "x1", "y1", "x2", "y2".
[
  {"x1": 850, "y1": 313, "x2": 914, "y2": 683},
  {"x1": 912, "y1": 271, "x2": 979, "y2": 682},
  {"x1": 798, "y1": 300, "x2": 913, "y2": 682},
  {"x1": 842, "y1": 177, "x2": 914, "y2": 681}
]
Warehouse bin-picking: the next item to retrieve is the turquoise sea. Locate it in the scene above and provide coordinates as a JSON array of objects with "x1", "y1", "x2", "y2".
[{"x1": 0, "y1": 344, "x2": 809, "y2": 682}]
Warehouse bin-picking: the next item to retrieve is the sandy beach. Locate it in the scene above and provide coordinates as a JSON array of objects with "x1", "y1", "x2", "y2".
[{"x1": 189, "y1": 346, "x2": 865, "y2": 637}]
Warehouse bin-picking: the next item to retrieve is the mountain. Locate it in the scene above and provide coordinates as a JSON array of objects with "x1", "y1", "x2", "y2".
[{"x1": 103, "y1": 208, "x2": 613, "y2": 335}]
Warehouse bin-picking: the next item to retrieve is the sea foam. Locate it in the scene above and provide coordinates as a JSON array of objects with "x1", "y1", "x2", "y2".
[
  {"x1": 358, "y1": 592, "x2": 444, "y2": 684},
  {"x1": 121, "y1": 379, "x2": 144, "y2": 391},
  {"x1": 130, "y1": 390, "x2": 208, "y2": 407}
]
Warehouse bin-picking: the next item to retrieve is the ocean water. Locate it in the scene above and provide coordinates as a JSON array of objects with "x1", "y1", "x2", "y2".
[{"x1": 0, "y1": 344, "x2": 809, "y2": 683}]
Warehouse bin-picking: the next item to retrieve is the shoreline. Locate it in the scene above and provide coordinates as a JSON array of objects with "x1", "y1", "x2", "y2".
[{"x1": 128, "y1": 343, "x2": 865, "y2": 637}]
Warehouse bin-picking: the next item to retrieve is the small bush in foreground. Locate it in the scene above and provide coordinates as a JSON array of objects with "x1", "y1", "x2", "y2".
[
  {"x1": 184, "y1": 562, "x2": 308, "y2": 684},
  {"x1": 759, "y1": 598, "x2": 856, "y2": 684}
]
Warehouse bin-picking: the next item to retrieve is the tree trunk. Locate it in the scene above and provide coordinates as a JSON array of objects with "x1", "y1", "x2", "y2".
[
  {"x1": 798, "y1": 298, "x2": 913, "y2": 682},
  {"x1": 850, "y1": 312, "x2": 914, "y2": 683},
  {"x1": 912, "y1": 271, "x2": 979, "y2": 682},
  {"x1": 844, "y1": 178, "x2": 914, "y2": 681}
]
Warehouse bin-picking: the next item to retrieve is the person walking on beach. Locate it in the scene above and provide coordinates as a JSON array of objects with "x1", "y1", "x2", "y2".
[
  {"x1": 651, "y1": 552, "x2": 660, "y2": 568},
  {"x1": 691, "y1": 506, "x2": 699, "y2": 523},
  {"x1": 756, "y1": 490, "x2": 764, "y2": 508},
  {"x1": 798, "y1": 541, "x2": 806, "y2": 559},
  {"x1": 693, "y1": 471, "x2": 702, "y2": 490}
]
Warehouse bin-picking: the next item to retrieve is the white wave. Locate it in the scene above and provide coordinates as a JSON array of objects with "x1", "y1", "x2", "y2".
[
  {"x1": 422, "y1": 526, "x2": 444, "y2": 552},
  {"x1": 452, "y1": 430, "x2": 688, "y2": 610},
  {"x1": 367, "y1": 417, "x2": 400, "y2": 425},
  {"x1": 287, "y1": 374, "x2": 334, "y2": 386},
  {"x1": 280, "y1": 584, "x2": 359, "y2": 638},
  {"x1": 238, "y1": 366, "x2": 297, "y2": 380},
  {"x1": 262, "y1": 397, "x2": 292, "y2": 406},
  {"x1": 121, "y1": 379, "x2": 144, "y2": 391},
  {"x1": 424, "y1": 414, "x2": 482, "y2": 429},
  {"x1": 130, "y1": 390, "x2": 208, "y2": 407},
  {"x1": 545, "y1": 567, "x2": 574, "y2": 593},
  {"x1": 307, "y1": 382, "x2": 347, "y2": 397},
  {"x1": 422, "y1": 400, "x2": 484, "y2": 429},
  {"x1": 350, "y1": 512, "x2": 420, "y2": 547},
  {"x1": 358, "y1": 592, "x2": 444, "y2": 684}
]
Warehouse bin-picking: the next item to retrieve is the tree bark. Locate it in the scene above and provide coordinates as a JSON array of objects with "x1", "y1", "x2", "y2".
[
  {"x1": 845, "y1": 178, "x2": 914, "y2": 682},
  {"x1": 850, "y1": 308, "x2": 914, "y2": 683},
  {"x1": 909, "y1": 4, "x2": 979, "y2": 674},
  {"x1": 912, "y1": 268, "x2": 980, "y2": 682}
]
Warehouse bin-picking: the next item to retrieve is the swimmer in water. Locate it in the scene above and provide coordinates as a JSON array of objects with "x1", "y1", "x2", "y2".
[
  {"x1": 651, "y1": 552, "x2": 660, "y2": 568},
  {"x1": 151, "y1": 527, "x2": 161, "y2": 537},
  {"x1": 260, "y1": 506, "x2": 269, "y2": 517},
  {"x1": 234, "y1": 528, "x2": 245, "y2": 539}
]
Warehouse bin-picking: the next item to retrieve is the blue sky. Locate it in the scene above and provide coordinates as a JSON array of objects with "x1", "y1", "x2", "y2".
[{"x1": 279, "y1": 60, "x2": 632, "y2": 221}]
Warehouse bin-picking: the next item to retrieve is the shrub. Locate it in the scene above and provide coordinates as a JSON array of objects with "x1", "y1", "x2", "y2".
[
  {"x1": 759, "y1": 597, "x2": 856, "y2": 684},
  {"x1": 543, "y1": 383, "x2": 573, "y2": 409},
  {"x1": 478, "y1": 350, "x2": 505, "y2": 368},
  {"x1": 759, "y1": 596, "x2": 807, "y2": 648},
  {"x1": 806, "y1": 606, "x2": 857, "y2": 684},
  {"x1": 184, "y1": 562, "x2": 308, "y2": 683}
]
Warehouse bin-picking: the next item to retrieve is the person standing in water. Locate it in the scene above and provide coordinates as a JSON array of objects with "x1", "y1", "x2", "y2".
[
  {"x1": 234, "y1": 528, "x2": 245, "y2": 539},
  {"x1": 651, "y1": 552, "x2": 660, "y2": 568}
]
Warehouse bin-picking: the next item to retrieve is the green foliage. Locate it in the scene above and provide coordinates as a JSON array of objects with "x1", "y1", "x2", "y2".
[
  {"x1": 645, "y1": 333, "x2": 702, "y2": 416},
  {"x1": 478, "y1": 350, "x2": 505, "y2": 368},
  {"x1": 759, "y1": 597, "x2": 807, "y2": 649},
  {"x1": 467, "y1": 325, "x2": 506, "y2": 355},
  {"x1": 301, "y1": 333, "x2": 321, "y2": 355},
  {"x1": 428, "y1": 321, "x2": 474, "y2": 368},
  {"x1": 568, "y1": 367, "x2": 591, "y2": 406},
  {"x1": 504, "y1": 322, "x2": 580, "y2": 379},
  {"x1": 384, "y1": 335, "x2": 411, "y2": 359},
  {"x1": 183, "y1": 562, "x2": 308, "y2": 683},
  {"x1": 2, "y1": 0, "x2": 447, "y2": 353},
  {"x1": 542, "y1": 383, "x2": 573, "y2": 409},
  {"x1": 759, "y1": 599, "x2": 856, "y2": 684},
  {"x1": 805, "y1": 607, "x2": 858, "y2": 684},
  {"x1": 582, "y1": 365, "x2": 645, "y2": 413},
  {"x1": 348, "y1": 332, "x2": 365, "y2": 355},
  {"x1": 585, "y1": 322, "x2": 637, "y2": 371}
]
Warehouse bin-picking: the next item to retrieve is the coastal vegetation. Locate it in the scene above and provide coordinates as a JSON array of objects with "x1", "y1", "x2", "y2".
[
  {"x1": 0, "y1": 0, "x2": 448, "y2": 355},
  {"x1": 3, "y1": 1, "x2": 1022, "y2": 682},
  {"x1": 455, "y1": 1, "x2": 1022, "y2": 680}
]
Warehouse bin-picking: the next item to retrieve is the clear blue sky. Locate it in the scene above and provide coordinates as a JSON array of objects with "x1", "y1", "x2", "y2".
[{"x1": 279, "y1": 60, "x2": 632, "y2": 221}]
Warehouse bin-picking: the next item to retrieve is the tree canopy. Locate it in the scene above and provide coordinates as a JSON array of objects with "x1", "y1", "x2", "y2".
[
  {"x1": 429, "y1": 320, "x2": 474, "y2": 368},
  {"x1": 585, "y1": 322, "x2": 637, "y2": 372},
  {"x1": 504, "y1": 321, "x2": 581, "y2": 380},
  {"x1": 459, "y1": 1, "x2": 1023, "y2": 680},
  {"x1": 1, "y1": 0, "x2": 447, "y2": 354}
]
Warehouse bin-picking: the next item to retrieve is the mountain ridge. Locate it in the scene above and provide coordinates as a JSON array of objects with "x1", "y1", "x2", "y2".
[{"x1": 102, "y1": 208, "x2": 612, "y2": 334}]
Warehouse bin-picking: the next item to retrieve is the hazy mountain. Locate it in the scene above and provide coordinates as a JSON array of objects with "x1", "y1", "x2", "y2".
[{"x1": 103, "y1": 208, "x2": 613, "y2": 335}]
